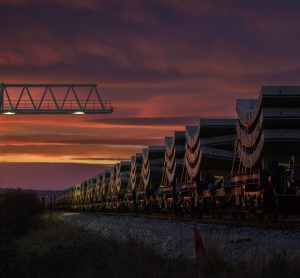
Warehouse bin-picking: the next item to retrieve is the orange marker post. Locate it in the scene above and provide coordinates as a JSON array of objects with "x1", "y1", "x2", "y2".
[{"x1": 193, "y1": 223, "x2": 205, "y2": 259}]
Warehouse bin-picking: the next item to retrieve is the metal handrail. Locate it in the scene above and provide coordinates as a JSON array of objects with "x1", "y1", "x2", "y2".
[{"x1": 2, "y1": 99, "x2": 112, "y2": 110}]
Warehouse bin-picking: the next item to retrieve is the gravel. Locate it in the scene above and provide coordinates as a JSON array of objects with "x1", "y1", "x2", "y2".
[{"x1": 61, "y1": 212, "x2": 300, "y2": 264}]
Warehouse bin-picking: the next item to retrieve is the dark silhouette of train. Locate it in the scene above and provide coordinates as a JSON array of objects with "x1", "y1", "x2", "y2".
[{"x1": 45, "y1": 87, "x2": 300, "y2": 221}]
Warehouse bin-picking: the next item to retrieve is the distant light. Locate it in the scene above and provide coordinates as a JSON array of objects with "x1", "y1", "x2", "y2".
[
  {"x1": 2, "y1": 111, "x2": 16, "y2": 115},
  {"x1": 73, "y1": 111, "x2": 85, "y2": 115}
]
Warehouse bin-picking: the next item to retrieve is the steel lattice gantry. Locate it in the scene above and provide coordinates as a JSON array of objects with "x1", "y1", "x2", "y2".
[{"x1": 0, "y1": 83, "x2": 113, "y2": 114}]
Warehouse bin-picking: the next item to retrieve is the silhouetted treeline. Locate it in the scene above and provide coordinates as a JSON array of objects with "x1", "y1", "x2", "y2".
[
  {"x1": 0, "y1": 189, "x2": 41, "y2": 236},
  {"x1": 0, "y1": 189, "x2": 41, "y2": 274}
]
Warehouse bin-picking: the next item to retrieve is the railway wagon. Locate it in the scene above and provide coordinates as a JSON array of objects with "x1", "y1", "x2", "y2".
[
  {"x1": 71, "y1": 184, "x2": 81, "y2": 210},
  {"x1": 114, "y1": 161, "x2": 131, "y2": 210},
  {"x1": 94, "y1": 173, "x2": 103, "y2": 210},
  {"x1": 79, "y1": 180, "x2": 88, "y2": 210},
  {"x1": 136, "y1": 146, "x2": 165, "y2": 212},
  {"x1": 159, "y1": 131, "x2": 185, "y2": 214},
  {"x1": 126, "y1": 153, "x2": 143, "y2": 210},
  {"x1": 178, "y1": 118, "x2": 237, "y2": 218},
  {"x1": 107, "y1": 166, "x2": 117, "y2": 210},
  {"x1": 85, "y1": 176, "x2": 97, "y2": 210},
  {"x1": 231, "y1": 86, "x2": 300, "y2": 220},
  {"x1": 100, "y1": 169, "x2": 111, "y2": 211}
]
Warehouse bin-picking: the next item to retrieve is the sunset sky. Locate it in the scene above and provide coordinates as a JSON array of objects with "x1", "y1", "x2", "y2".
[{"x1": 1, "y1": 0, "x2": 300, "y2": 189}]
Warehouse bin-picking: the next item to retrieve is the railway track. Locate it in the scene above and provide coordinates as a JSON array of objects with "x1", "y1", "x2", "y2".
[
  {"x1": 76, "y1": 210, "x2": 300, "y2": 230},
  {"x1": 61, "y1": 210, "x2": 300, "y2": 263}
]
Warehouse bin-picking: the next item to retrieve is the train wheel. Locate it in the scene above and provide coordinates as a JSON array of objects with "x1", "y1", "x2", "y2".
[
  {"x1": 257, "y1": 212, "x2": 265, "y2": 222},
  {"x1": 239, "y1": 211, "x2": 245, "y2": 220},
  {"x1": 271, "y1": 199, "x2": 279, "y2": 222},
  {"x1": 230, "y1": 203, "x2": 238, "y2": 220}
]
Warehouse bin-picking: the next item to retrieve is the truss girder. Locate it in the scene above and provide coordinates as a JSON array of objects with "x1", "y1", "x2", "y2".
[{"x1": 0, "y1": 84, "x2": 113, "y2": 114}]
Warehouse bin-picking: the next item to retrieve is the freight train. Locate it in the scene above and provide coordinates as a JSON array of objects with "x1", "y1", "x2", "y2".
[{"x1": 45, "y1": 86, "x2": 300, "y2": 221}]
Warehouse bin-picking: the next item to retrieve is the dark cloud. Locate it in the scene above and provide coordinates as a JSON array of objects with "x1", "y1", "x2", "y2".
[
  {"x1": 86, "y1": 116, "x2": 199, "y2": 126},
  {"x1": 1, "y1": 0, "x2": 299, "y2": 78}
]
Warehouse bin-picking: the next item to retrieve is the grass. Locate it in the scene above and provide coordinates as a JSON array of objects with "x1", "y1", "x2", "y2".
[{"x1": 2, "y1": 213, "x2": 197, "y2": 278}]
